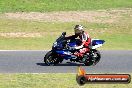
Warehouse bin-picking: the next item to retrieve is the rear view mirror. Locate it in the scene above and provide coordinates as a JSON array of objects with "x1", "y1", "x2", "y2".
[{"x1": 62, "y1": 32, "x2": 66, "y2": 36}]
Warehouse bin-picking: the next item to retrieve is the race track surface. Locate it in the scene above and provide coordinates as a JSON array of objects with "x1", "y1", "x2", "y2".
[{"x1": 0, "y1": 50, "x2": 132, "y2": 73}]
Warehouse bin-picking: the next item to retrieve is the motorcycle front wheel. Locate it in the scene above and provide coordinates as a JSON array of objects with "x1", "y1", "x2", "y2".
[{"x1": 44, "y1": 51, "x2": 59, "y2": 66}]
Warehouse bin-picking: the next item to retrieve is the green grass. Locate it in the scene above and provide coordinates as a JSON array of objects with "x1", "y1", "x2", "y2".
[
  {"x1": 0, "y1": 0, "x2": 132, "y2": 12},
  {"x1": 0, "y1": 17, "x2": 132, "y2": 50},
  {"x1": 0, "y1": 34, "x2": 131, "y2": 50},
  {"x1": 0, "y1": 6, "x2": 132, "y2": 50},
  {"x1": 0, "y1": 73, "x2": 131, "y2": 88}
]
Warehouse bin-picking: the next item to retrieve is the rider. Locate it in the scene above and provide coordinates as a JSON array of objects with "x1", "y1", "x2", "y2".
[{"x1": 65, "y1": 25, "x2": 91, "y2": 57}]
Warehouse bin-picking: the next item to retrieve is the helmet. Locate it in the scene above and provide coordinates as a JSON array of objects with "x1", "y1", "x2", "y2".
[{"x1": 74, "y1": 25, "x2": 84, "y2": 35}]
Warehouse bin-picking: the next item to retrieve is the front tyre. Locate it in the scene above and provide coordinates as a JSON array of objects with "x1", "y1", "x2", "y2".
[{"x1": 44, "y1": 51, "x2": 59, "y2": 66}]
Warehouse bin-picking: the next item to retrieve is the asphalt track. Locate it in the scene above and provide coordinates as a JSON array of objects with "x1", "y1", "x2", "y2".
[{"x1": 0, "y1": 50, "x2": 132, "y2": 73}]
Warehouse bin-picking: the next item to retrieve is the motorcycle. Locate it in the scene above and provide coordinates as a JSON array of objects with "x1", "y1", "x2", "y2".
[{"x1": 44, "y1": 32, "x2": 105, "y2": 66}]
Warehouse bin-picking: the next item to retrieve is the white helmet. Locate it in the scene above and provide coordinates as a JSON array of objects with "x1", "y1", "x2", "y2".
[{"x1": 74, "y1": 25, "x2": 84, "y2": 35}]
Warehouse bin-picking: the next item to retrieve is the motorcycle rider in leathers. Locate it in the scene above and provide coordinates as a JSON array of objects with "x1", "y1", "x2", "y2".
[{"x1": 65, "y1": 25, "x2": 91, "y2": 57}]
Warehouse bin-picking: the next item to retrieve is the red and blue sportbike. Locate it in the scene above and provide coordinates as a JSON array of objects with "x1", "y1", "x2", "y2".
[{"x1": 44, "y1": 32, "x2": 105, "y2": 66}]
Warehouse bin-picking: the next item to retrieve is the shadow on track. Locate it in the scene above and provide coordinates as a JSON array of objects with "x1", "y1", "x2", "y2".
[{"x1": 36, "y1": 62, "x2": 85, "y2": 66}]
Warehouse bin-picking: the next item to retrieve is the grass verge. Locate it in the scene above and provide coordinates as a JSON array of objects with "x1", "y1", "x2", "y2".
[
  {"x1": 0, "y1": 18, "x2": 132, "y2": 50},
  {"x1": 0, "y1": 0, "x2": 132, "y2": 12},
  {"x1": 0, "y1": 73, "x2": 131, "y2": 88},
  {"x1": 0, "y1": 8, "x2": 132, "y2": 50}
]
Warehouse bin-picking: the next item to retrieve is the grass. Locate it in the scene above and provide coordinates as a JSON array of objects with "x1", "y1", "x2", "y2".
[
  {"x1": 0, "y1": 0, "x2": 132, "y2": 12},
  {"x1": 0, "y1": 17, "x2": 132, "y2": 50},
  {"x1": 0, "y1": 0, "x2": 131, "y2": 50},
  {"x1": 0, "y1": 73, "x2": 131, "y2": 88}
]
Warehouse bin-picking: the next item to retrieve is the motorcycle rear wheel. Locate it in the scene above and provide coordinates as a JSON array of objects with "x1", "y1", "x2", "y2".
[{"x1": 84, "y1": 50, "x2": 101, "y2": 66}]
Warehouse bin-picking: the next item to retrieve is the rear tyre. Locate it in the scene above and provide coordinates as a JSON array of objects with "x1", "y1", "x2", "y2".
[
  {"x1": 84, "y1": 59, "x2": 94, "y2": 66},
  {"x1": 84, "y1": 50, "x2": 101, "y2": 66},
  {"x1": 92, "y1": 50, "x2": 101, "y2": 65},
  {"x1": 44, "y1": 51, "x2": 59, "y2": 66}
]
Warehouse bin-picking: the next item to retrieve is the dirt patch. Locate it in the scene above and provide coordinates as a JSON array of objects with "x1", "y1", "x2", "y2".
[
  {"x1": 0, "y1": 32, "x2": 63, "y2": 38},
  {"x1": 4, "y1": 8, "x2": 132, "y2": 23},
  {"x1": 0, "y1": 32, "x2": 42, "y2": 38}
]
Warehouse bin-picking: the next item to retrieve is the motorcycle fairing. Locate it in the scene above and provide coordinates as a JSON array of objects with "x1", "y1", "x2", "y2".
[
  {"x1": 56, "y1": 50, "x2": 73, "y2": 60},
  {"x1": 91, "y1": 39, "x2": 105, "y2": 49},
  {"x1": 67, "y1": 42, "x2": 77, "y2": 47}
]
